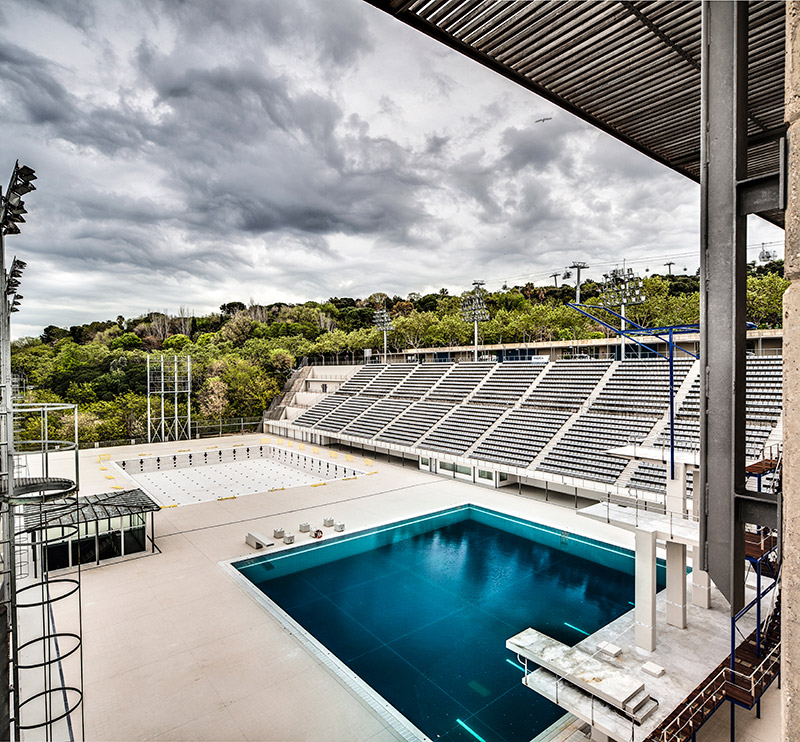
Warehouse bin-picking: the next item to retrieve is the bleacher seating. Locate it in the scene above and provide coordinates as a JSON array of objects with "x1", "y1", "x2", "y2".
[
  {"x1": 392, "y1": 363, "x2": 453, "y2": 398},
  {"x1": 589, "y1": 358, "x2": 694, "y2": 415},
  {"x1": 470, "y1": 408, "x2": 571, "y2": 468},
  {"x1": 361, "y1": 364, "x2": 416, "y2": 396},
  {"x1": 294, "y1": 394, "x2": 349, "y2": 427},
  {"x1": 337, "y1": 364, "x2": 386, "y2": 394},
  {"x1": 470, "y1": 360, "x2": 547, "y2": 406},
  {"x1": 538, "y1": 413, "x2": 656, "y2": 483},
  {"x1": 655, "y1": 357, "x2": 782, "y2": 461},
  {"x1": 286, "y1": 357, "x2": 784, "y2": 494},
  {"x1": 418, "y1": 405, "x2": 505, "y2": 455},
  {"x1": 315, "y1": 396, "x2": 377, "y2": 433},
  {"x1": 343, "y1": 398, "x2": 412, "y2": 438},
  {"x1": 746, "y1": 357, "x2": 783, "y2": 422},
  {"x1": 376, "y1": 400, "x2": 452, "y2": 446},
  {"x1": 426, "y1": 362, "x2": 496, "y2": 401},
  {"x1": 522, "y1": 359, "x2": 611, "y2": 411},
  {"x1": 628, "y1": 462, "x2": 694, "y2": 497}
]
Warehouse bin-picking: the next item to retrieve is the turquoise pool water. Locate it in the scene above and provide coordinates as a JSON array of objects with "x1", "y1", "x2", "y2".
[{"x1": 236, "y1": 505, "x2": 665, "y2": 741}]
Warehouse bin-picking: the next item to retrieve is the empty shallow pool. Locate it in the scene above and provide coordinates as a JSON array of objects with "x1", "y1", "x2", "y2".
[{"x1": 235, "y1": 506, "x2": 665, "y2": 741}]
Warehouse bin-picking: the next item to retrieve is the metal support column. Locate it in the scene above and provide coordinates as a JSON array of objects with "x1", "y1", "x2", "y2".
[
  {"x1": 146, "y1": 354, "x2": 151, "y2": 443},
  {"x1": 699, "y1": 0, "x2": 748, "y2": 614},
  {"x1": 669, "y1": 328, "x2": 675, "y2": 479}
]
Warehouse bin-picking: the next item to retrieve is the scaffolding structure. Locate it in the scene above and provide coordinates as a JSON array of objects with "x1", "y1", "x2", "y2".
[
  {"x1": 146, "y1": 355, "x2": 192, "y2": 443},
  {"x1": 8, "y1": 403, "x2": 84, "y2": 741}
]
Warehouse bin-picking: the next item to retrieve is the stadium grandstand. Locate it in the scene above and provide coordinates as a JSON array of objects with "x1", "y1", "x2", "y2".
[{"x1": 267, "y1": 355, "x2": 783, "y2": 507}]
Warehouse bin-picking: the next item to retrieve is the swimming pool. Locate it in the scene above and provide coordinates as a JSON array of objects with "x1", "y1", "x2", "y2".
[{"x1": 234, "y1": 505, "x2": 665, "y2": 741}]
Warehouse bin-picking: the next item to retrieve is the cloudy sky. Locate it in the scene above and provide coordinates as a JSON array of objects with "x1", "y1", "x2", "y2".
[{"x1": 0, "y1": 0, "x2": 784, "y2": 338}]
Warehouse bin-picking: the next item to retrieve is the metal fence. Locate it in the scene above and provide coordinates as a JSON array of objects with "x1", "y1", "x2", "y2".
[{"x1": 78, "y1": 417, "x2": 263, "y2": 449}]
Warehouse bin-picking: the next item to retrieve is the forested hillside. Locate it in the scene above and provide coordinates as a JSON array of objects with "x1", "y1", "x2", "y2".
[{"x1": 12, "y1": 265, "x2": 787, "y2": 445}]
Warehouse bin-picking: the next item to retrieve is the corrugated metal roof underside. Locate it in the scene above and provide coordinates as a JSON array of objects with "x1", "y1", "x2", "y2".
[{"x1": 368, "y1": 0, "x2": 785, "y2": 223}]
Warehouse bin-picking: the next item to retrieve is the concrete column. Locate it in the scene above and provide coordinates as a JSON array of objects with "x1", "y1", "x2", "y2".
[
  {"x1": 692, "y1": 544, "x2": 711, "y2": 609},
  {"x1": 690, "y1": 468, "x2": 700, "y2": 518},
  {"x1": 635, "y1": 527, "x2": 657, "y2": 652},
  {"x1": 666, "y1": 462, "x2": 688, "y2": 515},
  {"x1": 666, "y1": 540, "x2": 687, "y2": 629},
  {"x1": 784, "y1": 4, "x2": 800, "y2": 741}
]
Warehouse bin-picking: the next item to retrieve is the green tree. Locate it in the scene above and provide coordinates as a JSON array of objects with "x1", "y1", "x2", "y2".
[
  {"x1": 198, "y1": 376, "x2": 229, "y2": 419},
  {"x1": 162, "y1": 334, "x2": 192, "y2": 351},
  {"x1": 110, "y1": 332, "x2": 142, "y2": 351},
  {"x1": 220, "y1": 312, "x2": 253, "y2": 346},
  {"x1": 747, "y1": 272, "x2": 789, "y2": 327}
]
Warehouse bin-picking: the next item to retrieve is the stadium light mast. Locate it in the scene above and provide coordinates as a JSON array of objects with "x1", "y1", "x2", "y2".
[
  {"x1": 372, "y1": 308, "x2": 393, "y2": 363},
  {"x1": 461, "y1": 280, "x2": 489, "y2": 362},
  {"x1": 602, "y1": 268, "x2": 644, "y2": 360},
  {"x1": 568, "y1": 261, "x2": 589, "y2": 304},
  {"x1": 0, "y1": 160, "x2": 36, "y2": 739}
]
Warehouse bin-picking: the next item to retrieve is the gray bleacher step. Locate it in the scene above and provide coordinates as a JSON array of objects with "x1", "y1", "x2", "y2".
[
  {"x1": 640, "y1": 361, "x2": 701, "y2": 446},
  {"x1": 513, "y1": 359, "x2": 554, "y2": 407},
  {"x1": 527, "y1": 361, "x2": 619, "y2": 471},
  {"x1": 464, "y1": 361, "x2": 503, "y2": 401},
  {"x1": 418, "y1": 363, "x2": 458, "y2": 400},
  {"x1": 462, "y1": 407, "x2": 515, "y2": 456}
]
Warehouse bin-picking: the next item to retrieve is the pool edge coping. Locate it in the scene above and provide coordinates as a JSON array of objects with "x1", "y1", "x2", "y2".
[
  {"x1": 219, "y1": 558, "x2": 430, "y2": 742},
  {"x1": 218, "y1": 500, "x2": 654, "y2": 742}
]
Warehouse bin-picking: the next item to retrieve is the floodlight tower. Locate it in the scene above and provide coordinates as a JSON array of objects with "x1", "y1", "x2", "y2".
[
  {"x1": 602, "y1": 268, "x2": 644, "y2": 360},
  {"x1": 0, "y1": 162, "x2": 35, "y2": 740},
  {"x1": 372, "y1": 308, "x2": 393, "y2": 363},
  {"x1": 461, "y1": 280, "x2": 490, "y2": 361},
  {"x1": 568, "y1": 261, "x2": 590, "y2": 304}
]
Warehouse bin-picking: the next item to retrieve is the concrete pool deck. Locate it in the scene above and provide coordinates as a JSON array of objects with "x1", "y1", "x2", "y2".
[{"x1": 43, "y1": 434, "x2": 780, "y2": 741}]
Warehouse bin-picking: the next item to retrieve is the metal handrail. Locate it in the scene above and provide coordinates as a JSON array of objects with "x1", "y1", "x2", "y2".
[{"x1": 658, "y1": 639, "x2": 781, "y2": 741}]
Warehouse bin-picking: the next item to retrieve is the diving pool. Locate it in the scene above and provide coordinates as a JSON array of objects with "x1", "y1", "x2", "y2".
[{"x1": 234, "y1": 505, "x2": 665, "y2": 741}]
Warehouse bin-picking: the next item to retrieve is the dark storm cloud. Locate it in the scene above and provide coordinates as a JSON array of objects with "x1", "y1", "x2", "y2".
[
  {"x1": 3, "y1": 0, "x2": 781, "y2": 337},
  {"x1": 28, "y1": 0, "x2": 97, "y2": 30},
  {"x1": 0, "y1": 43, "x2": 76, "y2": 124},
  {"x1": 151, "y1": 0, "x2": 373, "y2": 70}
]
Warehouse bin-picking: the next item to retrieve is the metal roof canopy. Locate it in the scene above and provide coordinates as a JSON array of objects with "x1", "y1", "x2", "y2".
[
  {"x1": 23, "y1": 488, "x2": 159, "y2": 531},
  {"x1": 366, "y1": 0, "x2": 787, "y2": 617},
  {"x1": 367, "y1": 0, "x2": 785, "y2": 225}
]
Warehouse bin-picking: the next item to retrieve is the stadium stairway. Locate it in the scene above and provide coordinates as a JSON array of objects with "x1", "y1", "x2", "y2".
[
  {"x1": 640, "y1": 362, "x2": 701, "y2": 447},
  {"x1": 418, "y1": 363, "x2": 459, "y2": 400},
  {"x1": 527, "y1": 361, "x2": 618, "y2": 470},
  {"x1": 462, "y1": 407, "x2": 515, "y2": 456},
  {"x1": 614, "y1": 363, "x2": 702, "y2": 492},
  {"x1": 462, "y1": 365, "x2": 557, "y2": 456}
]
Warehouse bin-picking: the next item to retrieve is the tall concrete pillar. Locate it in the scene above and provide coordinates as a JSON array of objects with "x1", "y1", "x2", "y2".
[
  {"x1": 783, "y1": 4, "x2": 800, "y2": 740},
  {"x1": 666, "y1": 462, "x2": 688, "y2": 515},
  {"x1": 666, "y1": 540, "x2": 687, "y2": 629},
  {"x1": 635, "y1": 527, "x2": 657, "y2": 651},
  {"x1": 692, "y1": 544, "x2": 711, "y2": 609}
]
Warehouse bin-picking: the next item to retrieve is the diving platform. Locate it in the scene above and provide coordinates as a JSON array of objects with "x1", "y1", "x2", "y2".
[{"x1": 507, "y1": 628, "x2": 659, "y2": 741}]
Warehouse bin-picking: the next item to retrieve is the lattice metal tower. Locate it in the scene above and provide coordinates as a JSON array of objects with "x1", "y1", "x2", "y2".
[{"x1": 147, "y1": 355, "x2": 192, "y2": 442}]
